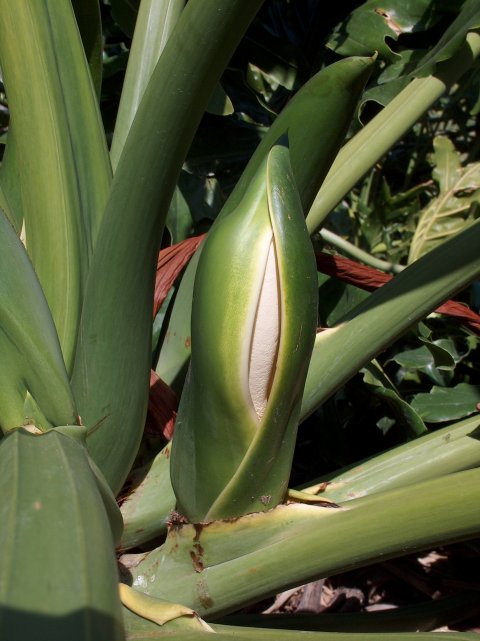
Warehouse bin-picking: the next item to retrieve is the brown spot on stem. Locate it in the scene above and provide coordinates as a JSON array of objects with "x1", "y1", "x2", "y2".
[
  {"x1": 196, "y1": 577, "x2": 214, "y2": 609},
  {"x1": 190, "y1": 548, "x2": 204, "y2": 573}
]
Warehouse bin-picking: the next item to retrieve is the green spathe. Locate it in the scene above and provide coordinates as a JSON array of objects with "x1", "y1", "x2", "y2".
[{"x1": 170, "y1": 144, "x2": 318, "y2": 522}]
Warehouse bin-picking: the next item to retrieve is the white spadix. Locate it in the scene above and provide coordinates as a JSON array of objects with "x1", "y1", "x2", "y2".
[{"x1": 248, "y1": 239, "x2": 280, "y2": 421}]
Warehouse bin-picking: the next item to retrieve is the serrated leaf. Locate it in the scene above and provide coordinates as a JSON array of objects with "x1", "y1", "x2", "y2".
[
  {"x1": 411, "y1": 383, "x2": 480, "y2": 422},
  {"x1": 409, "y1": 137, "x2": 480, "y2": 262}
]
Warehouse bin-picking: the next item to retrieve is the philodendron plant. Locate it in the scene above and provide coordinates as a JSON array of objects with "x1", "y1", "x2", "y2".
[{"x1": 0, "y1": 1, "x2": 480, "y2": 640}]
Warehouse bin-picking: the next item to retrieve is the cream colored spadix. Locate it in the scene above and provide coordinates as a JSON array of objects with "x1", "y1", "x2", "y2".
[
  {"x1": 170, "y1": 144, "x2": 318, "y2": 522},
  {"x1": 248, "y1": 239, "x2": 281, "y2": 421}
]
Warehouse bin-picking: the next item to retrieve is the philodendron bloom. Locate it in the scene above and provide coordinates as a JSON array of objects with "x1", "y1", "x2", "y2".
[{"x1": 170, "y1": 144, "x2": 318, "y2": 522}]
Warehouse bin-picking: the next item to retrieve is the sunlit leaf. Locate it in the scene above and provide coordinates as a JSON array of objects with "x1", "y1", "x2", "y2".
[{"x1": 409, "y1": 136, "x2": 480, "y2": 262}]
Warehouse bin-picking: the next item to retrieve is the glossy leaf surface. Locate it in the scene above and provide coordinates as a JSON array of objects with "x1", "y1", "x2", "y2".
[
  {"x1": 171, "y1": 145, "x2": 317, "y2": 521},
  {"x1": 72, "y1": 0, "x2": 265, "y2": 495}
]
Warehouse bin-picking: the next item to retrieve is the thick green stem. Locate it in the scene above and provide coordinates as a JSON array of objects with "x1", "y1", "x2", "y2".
[
  {"x1": 319, "y1": 228, "x2": 403, "y2": 273},
  {"x1": 128, "y1": 467, "x2": 480, "y2": 619}
]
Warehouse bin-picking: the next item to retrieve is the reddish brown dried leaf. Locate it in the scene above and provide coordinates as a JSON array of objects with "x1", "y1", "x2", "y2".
[
  {"x1": 154, "y1": 234, "x2": 206, "y2": 317},
  {"x1": 147, "y1": 370, "x2": 178, "y2": 440},
  {"x1": 316, "y1": 252, "x2": 480, "y2": 334}
]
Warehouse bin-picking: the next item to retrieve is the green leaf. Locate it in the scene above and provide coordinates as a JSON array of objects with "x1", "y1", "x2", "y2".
[
  {"x1": 364, "y1": 0, "x2": 480, "y2": 106},
  {"x1": 72, "y1": 0, "x2": 266, "y2": 495},
  {"x1": 120, "y1": 444, "x2": 176, "y2": 551},
  {"x1": 409, "y1": 136, "x2": 480, "y2": 262},
  {"x1": 206, "y1": 83, "x2": 234, "y2": 116},
  {"x1": 110, "y1": 0, "x2": 185, "y2": 169},
  {"x1": 158, "y1": 55, "x2": 375, "y2": 391},
  {"x1": 390, "y1": 340, "x2": 457, "y2": 372},
  {"x1": 362, "y1": 379, "x2": 427, "y2": 439},
  {"x1": 311, "y1": 414, "x2": 480, "y2": 503},
  {"x1": 0, "y1": 0, "x2": 112, "y2": 371},
  {"x1": 411, "y1": 383, "x2": 480, "y2": 422},
  {"x1": 71, "y1": 0, "x2": 103, "y2": 97},
  {"x1": 110, "y1": 0, "x2": 140, "y2": 38},
  {"x1": 0, "y1": 429, "x2": 124, "y2": 640},
  {"x1": 327, "y1": 0, "x2": 436, "y2": 62},
  {"x1": 307, "y1": 33, "x2": 480, "y2": 234},
  {"x1": 0, "y1": 210, "x2": 77, "y2": 432}
]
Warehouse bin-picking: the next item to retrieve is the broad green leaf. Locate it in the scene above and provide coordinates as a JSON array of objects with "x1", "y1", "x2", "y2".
[
  {"x1": 362, "y1": 361, "x2": 427, "y2": 441},
  {"x1": 0, "y1": 429, "x2": 124, "y2": 640},
  {"x1": 390, "y1": 342, "x2": 456, "y2": 371},
  {"x1": 72, "y1": 0, "x2": 266, "y2": 495},
  {"x1": 411, "y1": 383, "x2": 480, "y2": 422},
  {"x1": 128, "y1": 467, "x2": 480, "y2": 619},
  {"x1": 0, "y1": 210, "x2": 77, "y2": 432},
  {"x1": 421, "y1": 337, "x2": 461, "y2": 369},
  {"x1": 0, "y1": 0, "x2": 111, "y2": 371},
  {"x1": 71, "y1": 0, "x2": 103, "y2": 97},
  {"x1": 110, "y1": 0, "x2": 185, "y2": 169},
  {"x1": 409, "y1": 136, "x2": 480, "y2": 262}
]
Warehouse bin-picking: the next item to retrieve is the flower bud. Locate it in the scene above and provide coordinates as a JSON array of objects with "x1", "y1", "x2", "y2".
[{"x1": 170, "y1": 144, "x2": 318, "y2": 522}]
